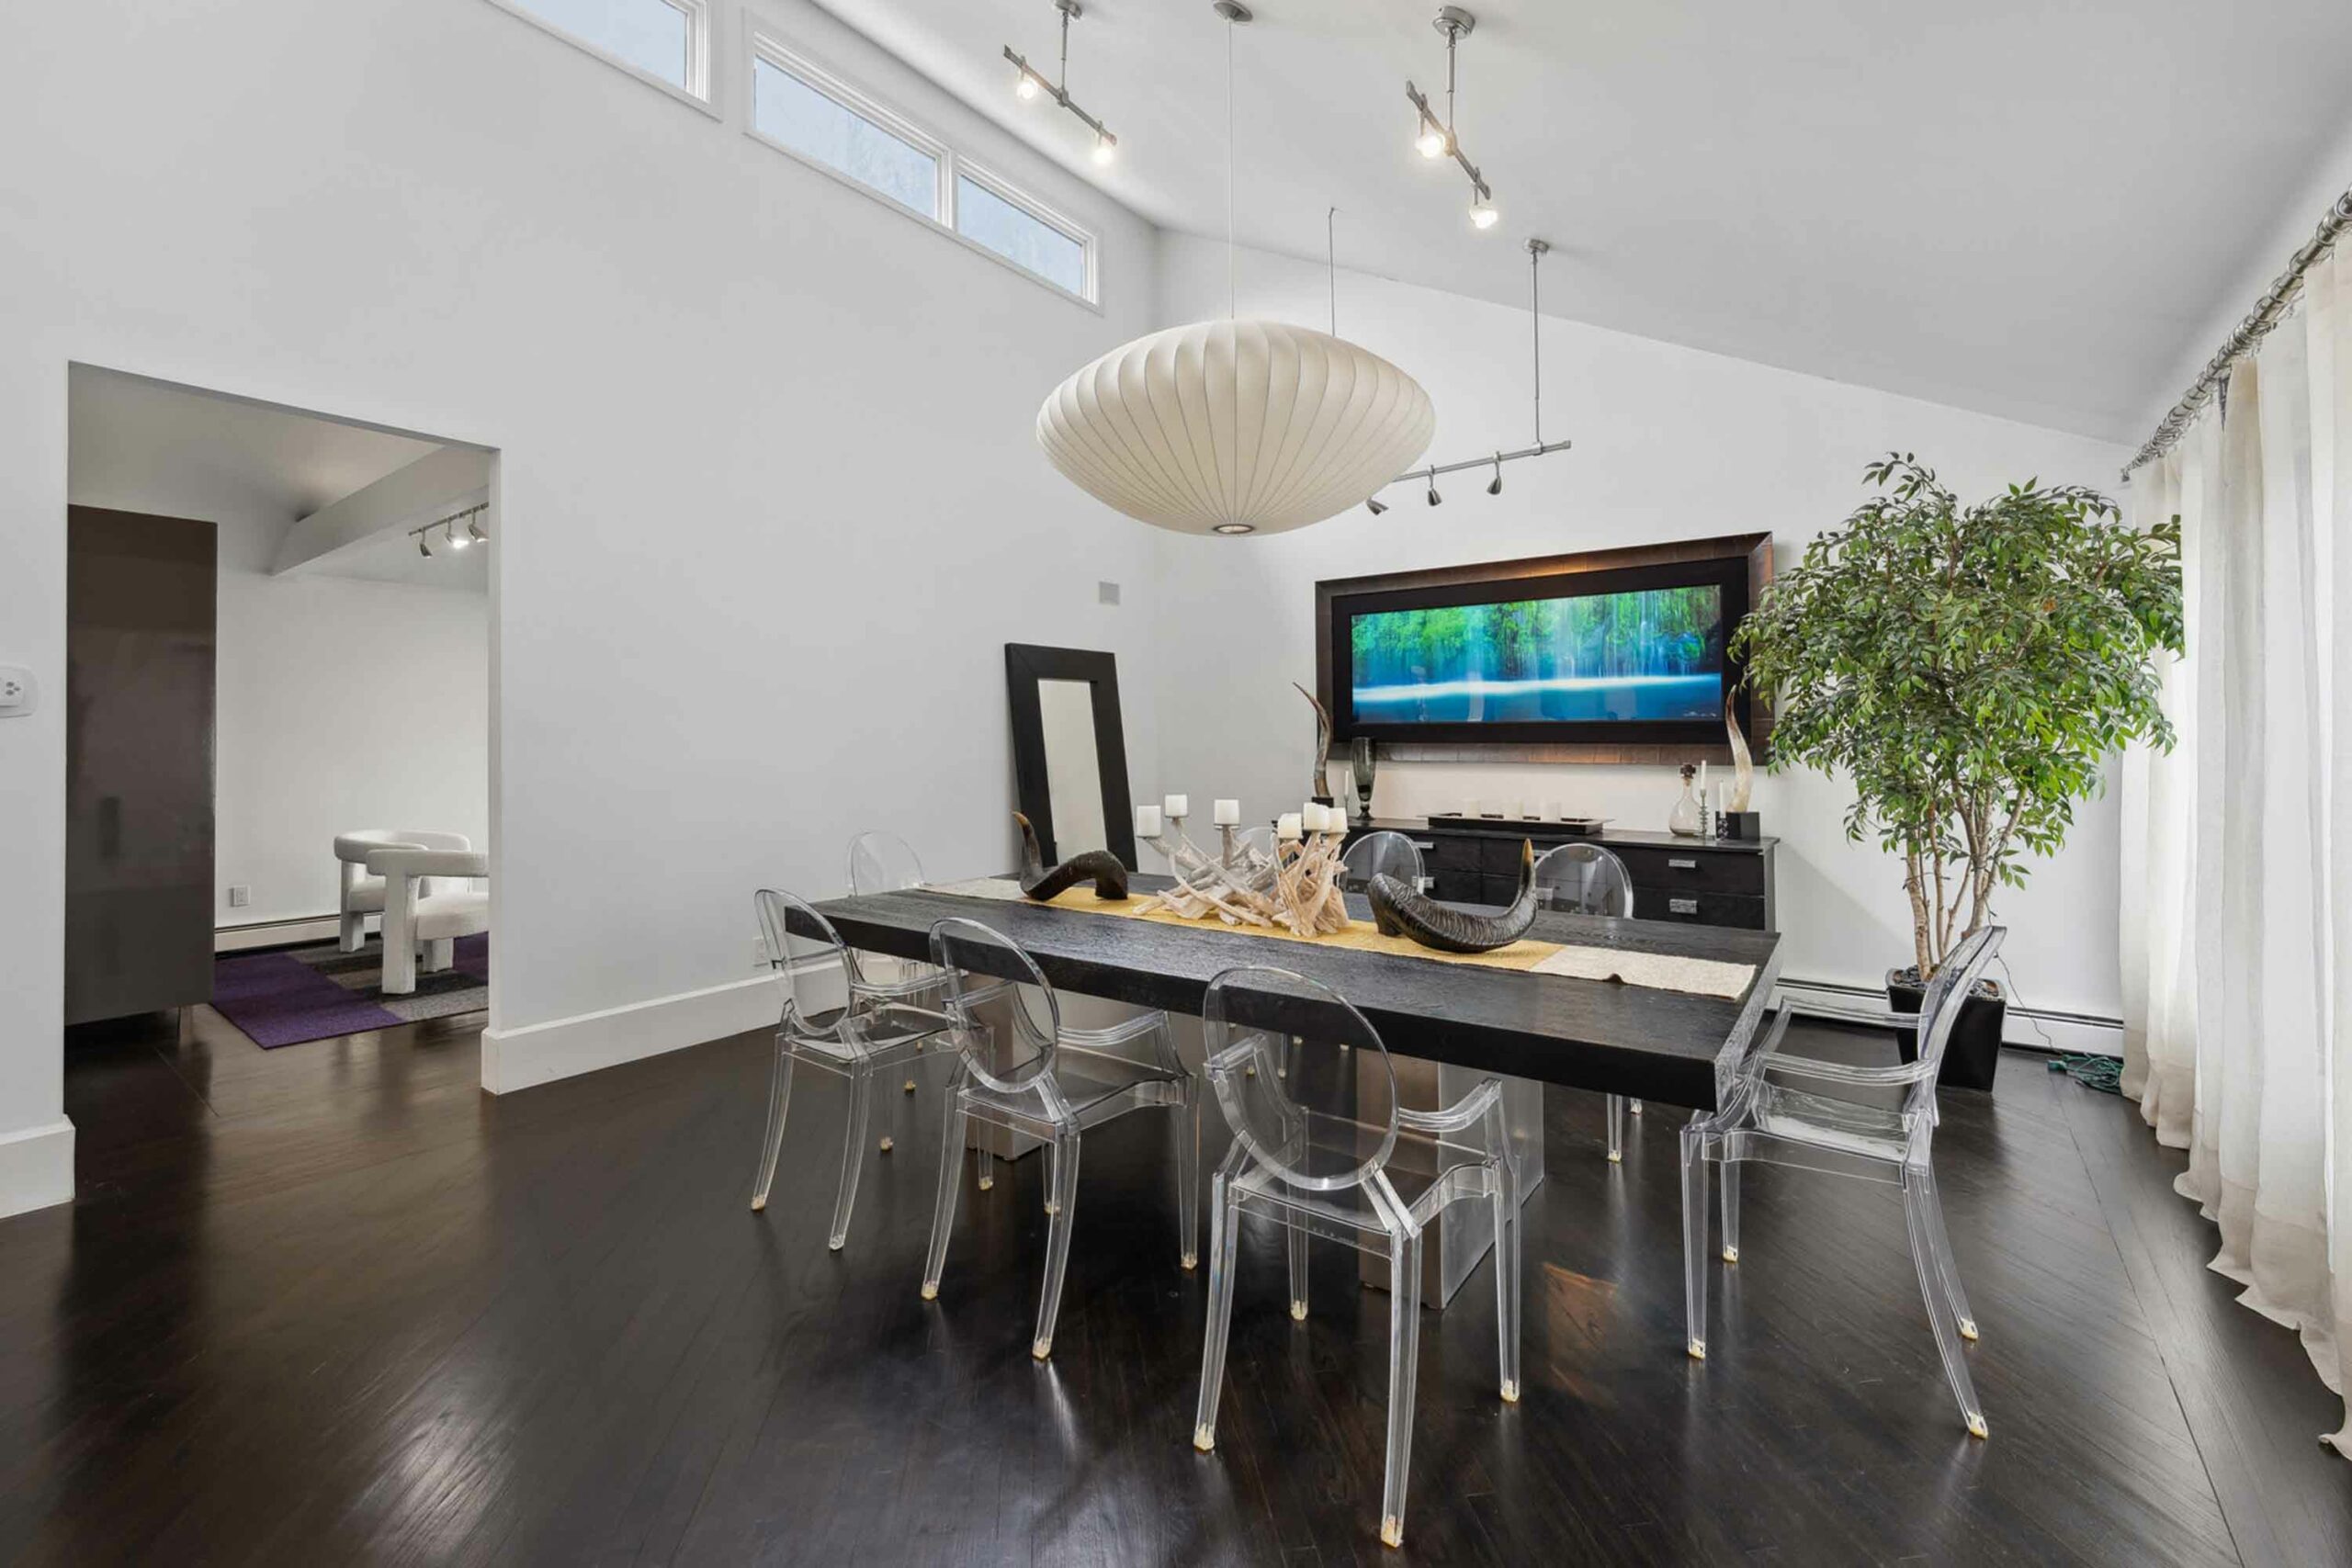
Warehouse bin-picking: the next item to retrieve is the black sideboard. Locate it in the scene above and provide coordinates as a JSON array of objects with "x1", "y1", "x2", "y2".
[{"x1": 1342, "y1": 817, "x2": 1778, "y2": 932}]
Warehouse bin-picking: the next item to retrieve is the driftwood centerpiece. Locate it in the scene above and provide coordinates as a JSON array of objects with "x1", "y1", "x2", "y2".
[
  {"x1": 1135, "y1": 818, "x2": 1351, "y2": 937},
  {"x1": 1014, "y1": 812, "x2": 1129, "y2": 901},
  {"x1": 1369, "y1": 840, "x2": 1540, "y2": 953}
]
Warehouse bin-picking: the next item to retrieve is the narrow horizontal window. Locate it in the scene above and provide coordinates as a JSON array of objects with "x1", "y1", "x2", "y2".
[
  {"x1": 956, "y1": 174, "x2": 1091, "y2": 299},
  {"x1": 752, "y1": 56, "x2": 942, "y2": 220},
  {"x1": 500, "y1": 0, "x2": 701, "y2": 94}
]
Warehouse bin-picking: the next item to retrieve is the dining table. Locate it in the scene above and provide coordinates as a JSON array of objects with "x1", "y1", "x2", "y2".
[{"x1": 792, "y1": 873, "x2": 1784, "y2": 1306}]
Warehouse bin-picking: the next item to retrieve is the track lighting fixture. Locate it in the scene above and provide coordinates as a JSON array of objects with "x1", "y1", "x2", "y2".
[
  {"x1": 1004, "y1": 0, "x2": 1119, "y2": 166},
  {"x1": 407, "y1": 502, "x2": 489, "y2": 561},
  {"x1": 1364, "y1": 496, "x2": 1388, "y2": 515},
  {"x1": 1360, "y1": 239, "x2": 1571, "y2": 511},
  {"x1": 1406, "y1": 8, "x2": 1496, "y2": 229}
]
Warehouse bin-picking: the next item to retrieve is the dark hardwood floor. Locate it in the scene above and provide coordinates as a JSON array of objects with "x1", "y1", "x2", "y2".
[{"x1": 4, "y1": 1004, "x2": 2347, "y2": 1565}]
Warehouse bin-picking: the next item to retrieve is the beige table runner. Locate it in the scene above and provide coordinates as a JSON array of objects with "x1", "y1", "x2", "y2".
[{"x1": 920, "y1": 878, "x2": 1754, "y2": 1000}]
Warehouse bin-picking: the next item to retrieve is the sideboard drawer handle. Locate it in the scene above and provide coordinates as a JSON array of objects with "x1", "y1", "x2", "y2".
[
  {"x1": 1668, "y1": 858, "x2": 1698, "y2": 870},
  {"x1": 1409, "y1": 840, "x2": 1436, "y2": 850},
  {"x1": 1668, "y1": 897, "x2": 1700, "y2": 915}
]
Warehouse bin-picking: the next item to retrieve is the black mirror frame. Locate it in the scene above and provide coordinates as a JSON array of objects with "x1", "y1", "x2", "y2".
[{"x1": 1004, "y1": 643, "x2": 1138, "y2": 870}]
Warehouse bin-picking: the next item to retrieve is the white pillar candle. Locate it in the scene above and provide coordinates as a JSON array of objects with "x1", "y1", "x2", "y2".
[
  {"x1": 1277, "y1": 812, "x2": 1303, "y2": 841},
  {"x1": 1135, "y1": 804, "x2": 1162, "y2": 840},
  {"x1": 1213, "y1": 798, "x2": 1240, "y2": 826},
  {"x1": 1697, "y1": 761, "x2": 1708, "y2": 803},
  {"x1": 1163, "y1": 794, "x2": 1189, "y2": 819}
]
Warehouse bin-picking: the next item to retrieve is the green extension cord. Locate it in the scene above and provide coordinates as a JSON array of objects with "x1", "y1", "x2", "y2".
[{"x1": 2047, "y1": 1053, "x2": 2124, "y2": 1095}]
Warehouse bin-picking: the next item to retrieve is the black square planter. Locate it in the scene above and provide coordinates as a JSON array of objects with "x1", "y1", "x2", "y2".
[{"x1": 1886, "y1": 970, "x2": 2006, "y2": 1091}]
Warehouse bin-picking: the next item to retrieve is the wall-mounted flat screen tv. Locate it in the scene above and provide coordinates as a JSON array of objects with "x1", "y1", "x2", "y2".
[{"x1": 1319, "y1": 536, "x2": 1767, "y2": 750}]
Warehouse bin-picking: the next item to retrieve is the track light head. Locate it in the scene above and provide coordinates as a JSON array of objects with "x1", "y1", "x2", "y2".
[
  {"x1": 446, "y1": 520, "x2": 468, "y2": 550},
  {"x1": 417, "y1": 531, "x2": 433, "y2": 558},
  {"x1": 1470, "y1": 198, "x2": 1499, "y2": 230},
  {"x1": 1364, "y1": 496, "x2": 1387, "y2": 515},
  {"x1": 1416, "y1": 124, "x2": 1449, "y2": 159},
  {"x1": 1426, "y1": 477, "x2": 1442, "y2": 507},
  {"x1": 467, "y1": 513, "x2": 488, "y2": 543},
  {"x1": 1016, "y1": 72, "x2": 1041, "y2": 101},
  {"x1": 1091, "y1": 134, "x2": 1114, "y2": 165},
  {"x1": 1487, "y1": 454, "x2": 1504, "y2": 495}
]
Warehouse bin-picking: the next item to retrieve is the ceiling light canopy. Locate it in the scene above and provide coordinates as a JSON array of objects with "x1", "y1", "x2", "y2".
[{"x1": 1038, "y1": 319, "x2": 1434, "y2": 536}]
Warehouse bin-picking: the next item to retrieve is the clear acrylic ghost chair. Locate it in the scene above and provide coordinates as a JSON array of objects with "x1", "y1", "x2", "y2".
[
  {"x1": 1192, "y1": 964, "x2": 1519, "y2": 1551},
  {"x1": 1681, "y1": 925, "x2": 2005, "y2": 1439},
  {"x1": 1532, "y1": 842, "x2": 1644, "y2": 1160},
  {"x1": 921, "y1": 916, "x2": 1199, "y2": 1361},
  {"x1": 1340, "y1": 830, "x2": 1431, "y2": 894},
  {"x1": 847, "y1": 829, "x2": 954, "y2": 1094},
  {"x1": 748, "y1": 888, "x2": 953, "y2": 1250}
]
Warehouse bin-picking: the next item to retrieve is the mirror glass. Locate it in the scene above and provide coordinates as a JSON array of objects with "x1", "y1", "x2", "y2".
[{"x1": 1036, "y1": 678, "x2": 1107, "y2": 857}]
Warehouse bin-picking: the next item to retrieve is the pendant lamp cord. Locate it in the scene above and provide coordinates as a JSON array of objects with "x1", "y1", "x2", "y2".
[
  {"x1": 1225, "y1": 12, "x2": 1236, "y2": 319},
  {"x1": 1327, "y1": 207, "x2": 1338, "y2": 334}
]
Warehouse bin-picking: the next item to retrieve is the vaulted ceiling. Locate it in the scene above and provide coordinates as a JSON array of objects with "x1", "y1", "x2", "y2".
[{"x1": 823, "y1": 0, "x2": 2352, "y2": 442}]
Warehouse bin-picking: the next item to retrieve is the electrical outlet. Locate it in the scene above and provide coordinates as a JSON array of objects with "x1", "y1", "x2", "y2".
[
  {"x1": 0, "y1": 664, "x2": 32, "y2": 716},
  {"x1": 227, "y1": 885, "x2": 251, "y2": 908}
]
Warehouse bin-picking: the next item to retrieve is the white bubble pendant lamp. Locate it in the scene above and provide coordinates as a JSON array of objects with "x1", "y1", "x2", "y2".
[
  {"x1": 1036, "y1": 320, "x2": 1433, "y2": 536},
  {"x1": 1035, "y1": 0, "x2": 1434, "y2": 536}
]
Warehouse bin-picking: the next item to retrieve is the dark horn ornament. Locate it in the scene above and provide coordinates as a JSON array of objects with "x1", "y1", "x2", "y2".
[
  {"x1": 1014, "y1": 812, "x2": 1130, "y2": 901},
  {"x1": 1368, "y1": 838, "x2": 1538, "y2": 953}
]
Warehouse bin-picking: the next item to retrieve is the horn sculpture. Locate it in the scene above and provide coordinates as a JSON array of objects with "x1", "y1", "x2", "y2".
[
  {"x1": 1724, "y1": 691, "x2": 1755, "y2": 812},
  {"x1": 1013, "y1": 812, "x2": 1130, "y2": 901},
  {"x1": 1368, "y1": 839, "x2": 1540, "y2": 953},
  {"x1": 1295, "y1": 681, "x2": 1333, "y2": 801}
]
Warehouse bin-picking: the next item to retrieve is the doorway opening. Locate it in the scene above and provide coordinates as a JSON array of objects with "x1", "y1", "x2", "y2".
[{"x1": 65, "y1": 366, "x2": 497, "y2": 1055}]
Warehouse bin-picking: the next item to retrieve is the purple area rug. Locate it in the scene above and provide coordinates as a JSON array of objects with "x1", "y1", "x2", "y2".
[{"x1": 212, "y1": 933, "x2": 489, "y2": 1048}]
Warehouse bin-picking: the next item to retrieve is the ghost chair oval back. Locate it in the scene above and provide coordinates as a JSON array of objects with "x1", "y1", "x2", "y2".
[
  {"x1": 1532, "y1": 841, "x2": 1645, "y2": 1160},
  {"x1": 1192, "y1": 964, "x2": 1521, "y2": 1551},
  {"x1": 747, "y1": 888, "x2": 953, "y2": 1250},
  {"x1": 1680, "y1": 925, "x2": 2007, "y2": 1439},
  {"x1": 1339, "y1": 830, "x2": 1430, "y2": 895},
  {"x1": 921, "y1": 916, "x2": 1198, "y2": 1362}
]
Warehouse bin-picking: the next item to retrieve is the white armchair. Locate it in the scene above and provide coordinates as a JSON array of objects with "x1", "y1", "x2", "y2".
[
  {"x1": 368, "y1": 844, "x2": 490, "y2": 996},
  {"x1": 334, "y1": 830, "x2": 474, "y2": 952}
]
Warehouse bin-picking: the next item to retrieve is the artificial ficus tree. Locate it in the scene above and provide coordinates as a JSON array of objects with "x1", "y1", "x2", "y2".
[{"x1": 1731, "y1": 455, "x2": 2184, "y2": 981}]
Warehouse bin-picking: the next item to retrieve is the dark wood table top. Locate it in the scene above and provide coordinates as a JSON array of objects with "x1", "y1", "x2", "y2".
[{"x1": 797, "y1": 877, "x2": 1782, "y2": 1111}]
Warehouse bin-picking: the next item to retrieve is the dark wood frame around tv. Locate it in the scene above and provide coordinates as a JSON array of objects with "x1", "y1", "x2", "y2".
[{"x1": 1315, "y1": 533, "x2": 1772, "y2": 765}]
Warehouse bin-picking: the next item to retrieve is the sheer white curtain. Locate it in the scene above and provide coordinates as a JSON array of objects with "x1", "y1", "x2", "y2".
[{"x1": 2120, "y1": 248, "x2": 2352, "y2": 1449}]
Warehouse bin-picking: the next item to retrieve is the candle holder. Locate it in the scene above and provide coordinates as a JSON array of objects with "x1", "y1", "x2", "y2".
[{"x1": 1136, "y1": 804, "x2": 1350, "y2": 935}]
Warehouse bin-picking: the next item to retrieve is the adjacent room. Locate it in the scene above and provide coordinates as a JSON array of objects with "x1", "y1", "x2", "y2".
[{"x1": 2, "y1": 2, "x2": 2349, "y2": 1562}]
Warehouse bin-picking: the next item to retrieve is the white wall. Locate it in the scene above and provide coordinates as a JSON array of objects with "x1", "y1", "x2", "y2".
[
  {"x1": 66, "y1": 456, "x2": 492, "y2": 931},
  {"x1": 0, "y1": 0, "x2": 1166, "y2": 1205},
  {"x1": 1144, "y1": 233, "x2": 2135, "y2": 1025}
]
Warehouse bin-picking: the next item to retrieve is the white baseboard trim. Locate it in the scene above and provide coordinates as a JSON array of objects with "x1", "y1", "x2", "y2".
[
  {"x1": 1774, "y1": 976, "x2": 2123, "y2": 1055},
  {"x1": 480, "y1": 973, "x2": 779, "y2": 1095},
  {"x1": 216, "y1": 914, "x2": 344, "y2": 953},
  {"x1": 0, "y1": 1118, "x2": 76, "y2": 1220}
]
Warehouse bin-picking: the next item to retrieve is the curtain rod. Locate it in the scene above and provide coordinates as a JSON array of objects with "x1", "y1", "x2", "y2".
[{"x1": 2122, "y1": 184, "x2": 2352, "y2": 481}]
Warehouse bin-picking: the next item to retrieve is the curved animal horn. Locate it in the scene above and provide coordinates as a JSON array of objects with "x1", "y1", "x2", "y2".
[
  {"x1": 1012, "y1": 811, "x2": 1130, "y2": 902},
  {"x1": 1368, "y1": 839, "x2": 1537, "y2": 953}
]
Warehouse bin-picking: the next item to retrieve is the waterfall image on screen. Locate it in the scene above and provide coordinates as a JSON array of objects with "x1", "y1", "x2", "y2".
[{"x1": 1350, "y1": 583, "x2": 1724, "y2": 724}]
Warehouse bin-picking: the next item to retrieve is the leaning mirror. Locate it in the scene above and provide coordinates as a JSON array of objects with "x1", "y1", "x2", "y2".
[{"x1": 1005, "y1": 644, "x2": 1136, "y2": 868}]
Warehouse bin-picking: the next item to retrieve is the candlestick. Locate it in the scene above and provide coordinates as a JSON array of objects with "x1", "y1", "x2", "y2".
[{"x1": 1212, "y1": 798, "x2": 1240, "y2": 826}]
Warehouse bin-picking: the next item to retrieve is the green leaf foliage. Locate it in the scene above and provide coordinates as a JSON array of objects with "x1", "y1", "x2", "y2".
[{"x1": 1729, "y1": 454, "x2": 2183, "y2": 978}]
